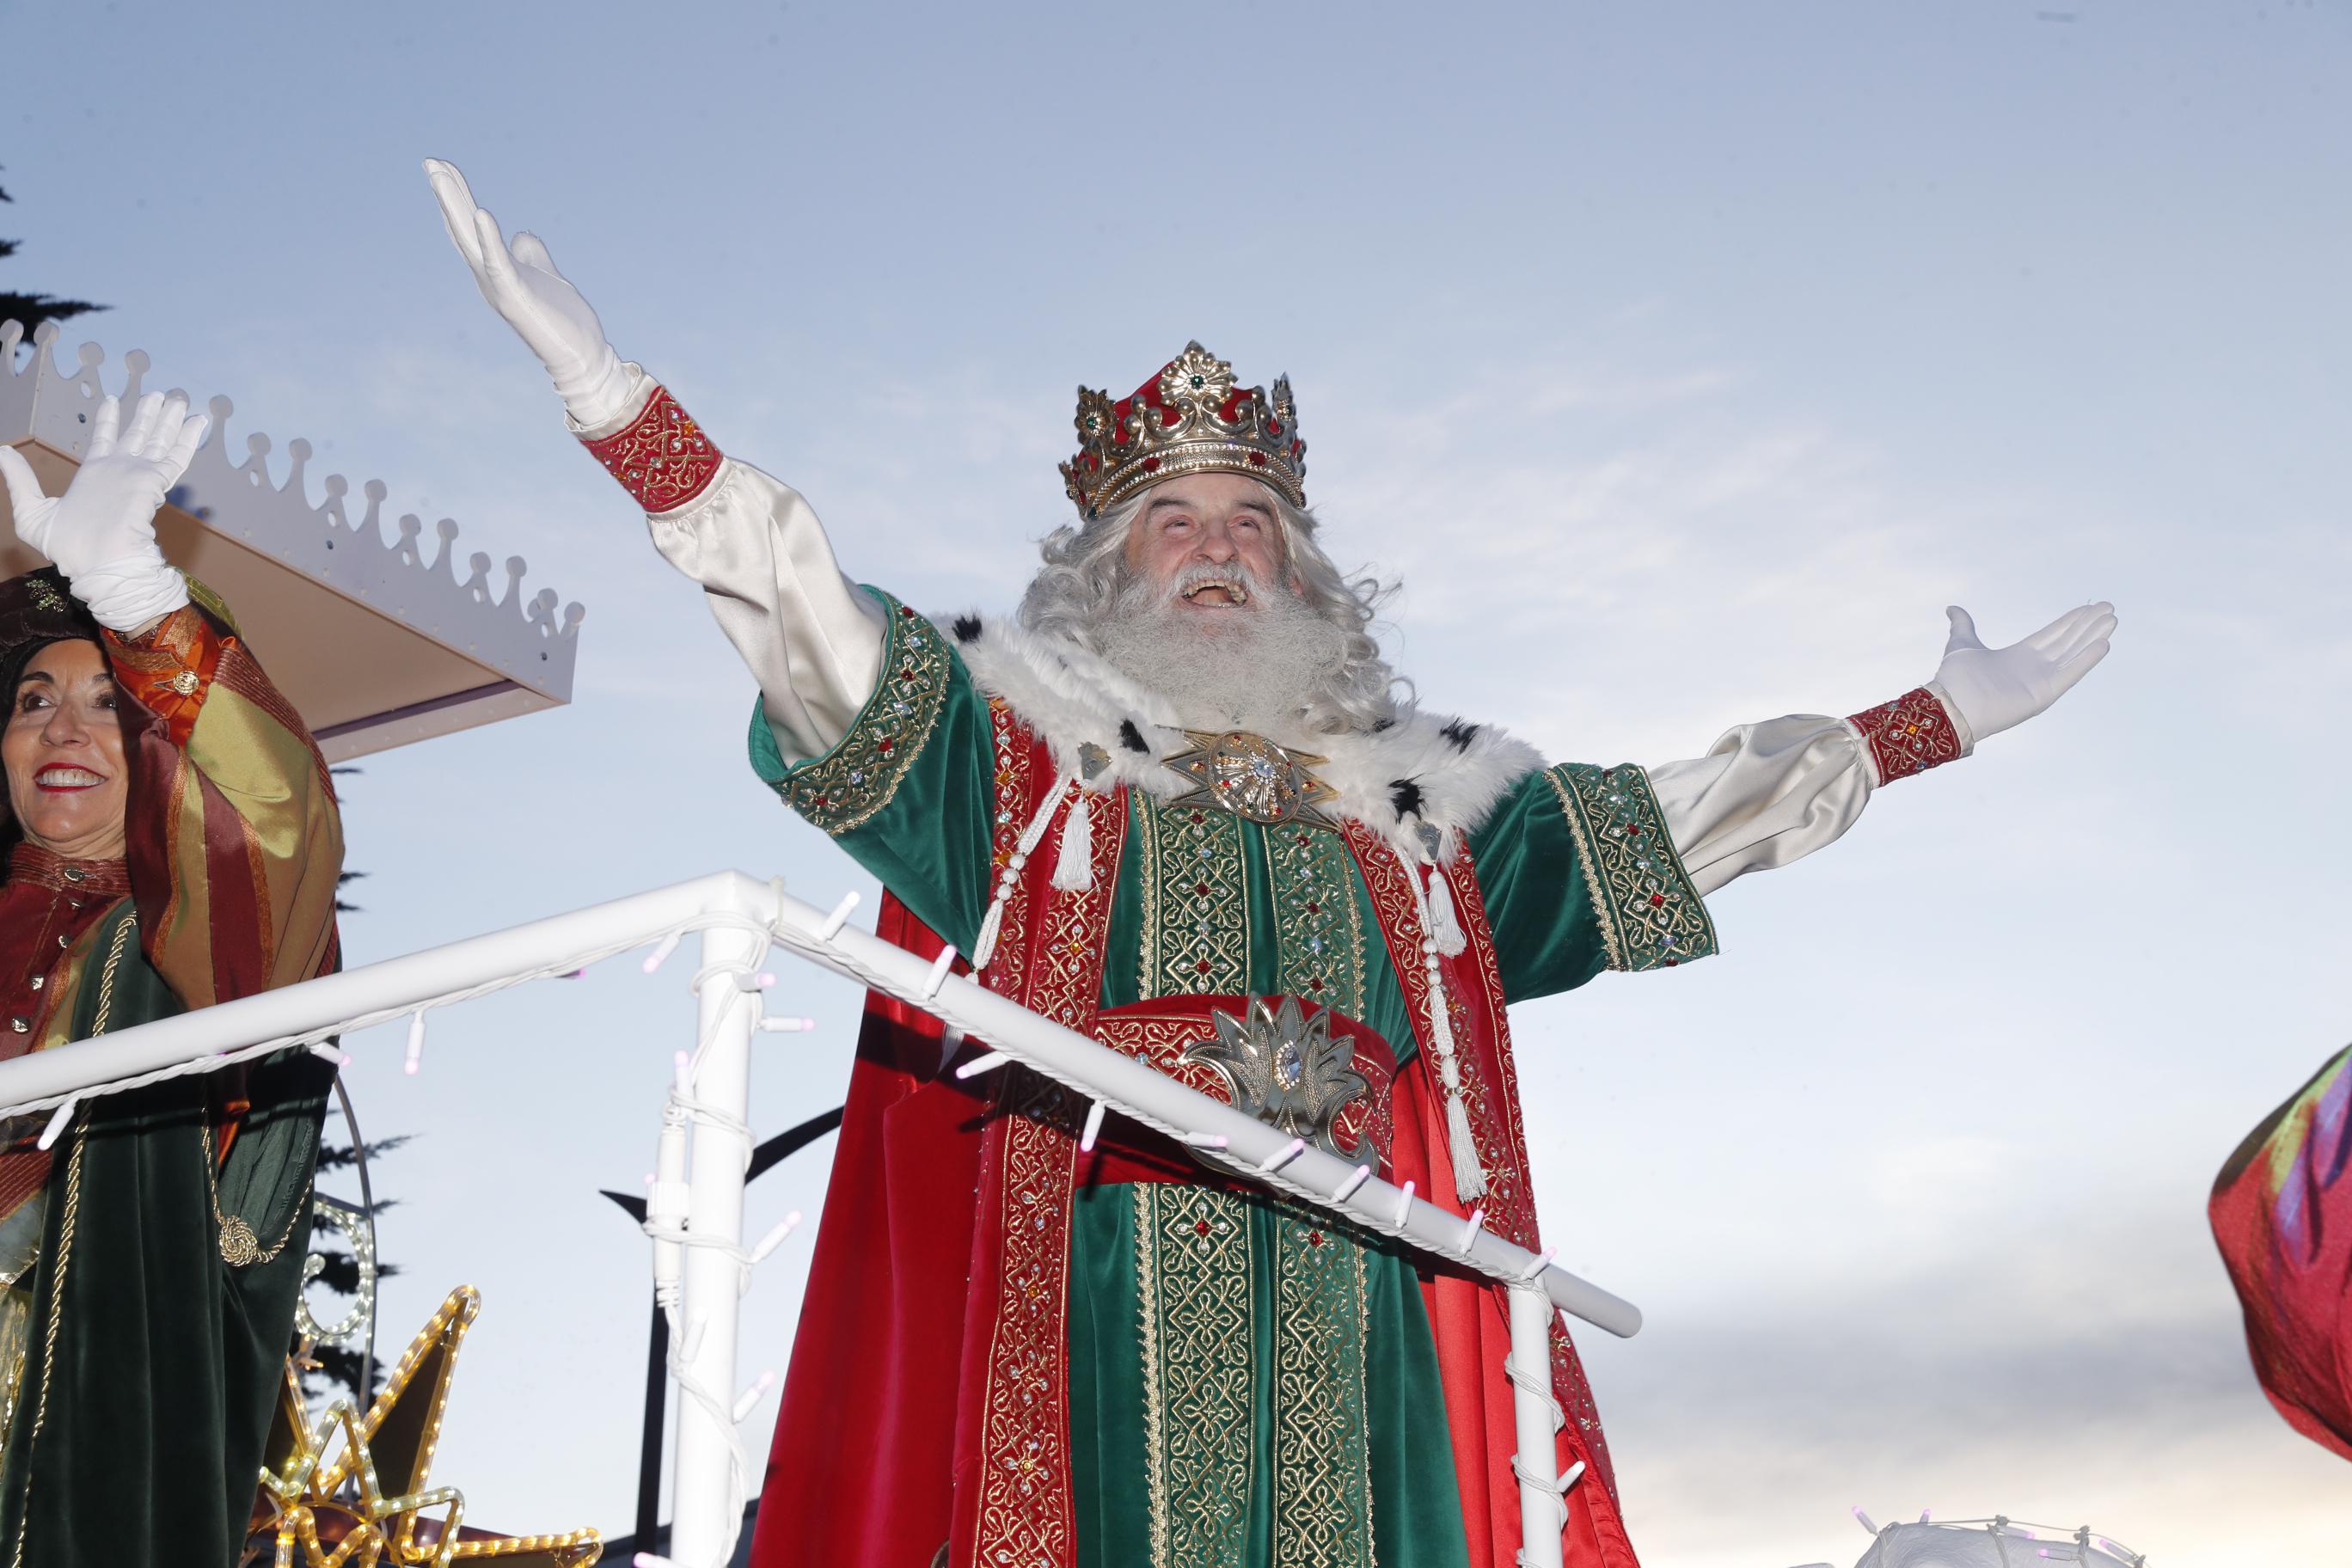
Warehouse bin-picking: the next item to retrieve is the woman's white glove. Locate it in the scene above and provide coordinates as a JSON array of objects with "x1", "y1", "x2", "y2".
[
  {"x1": 423, "y1": 158, "x2": 635, "y2": 431},
  {"x1": 0, "y1": 390, "x2": 205, "y2": 634},
  {"x1": 1932, "y1": 601, "x2": 2116, "y2": 742}
]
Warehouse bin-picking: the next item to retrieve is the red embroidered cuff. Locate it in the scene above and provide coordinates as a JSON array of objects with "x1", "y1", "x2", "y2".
[
  {"x1": 103, "y1": 603, "x2": 225, "y2": 749},
  {"x1": 579, "y1": 385, "x2": 724, "y2": 513},
  {"x1": 1847, "y1": 685, "x2": 1968, "y2": 786}
]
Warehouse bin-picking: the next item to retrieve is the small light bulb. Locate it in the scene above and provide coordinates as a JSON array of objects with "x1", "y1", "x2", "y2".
[{"x1": 36, "y1": 1098, "x2": 77, "y2": 1151}]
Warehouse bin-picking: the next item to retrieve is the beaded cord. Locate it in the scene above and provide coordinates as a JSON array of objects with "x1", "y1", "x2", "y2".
[{"x1": 971, "y1": 774, "x2": 1081, "y2": 972}]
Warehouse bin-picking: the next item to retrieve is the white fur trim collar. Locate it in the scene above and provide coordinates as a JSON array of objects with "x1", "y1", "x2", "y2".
[{"x1": 937, "y1": 610, "x2": 1544, "y2": 860}]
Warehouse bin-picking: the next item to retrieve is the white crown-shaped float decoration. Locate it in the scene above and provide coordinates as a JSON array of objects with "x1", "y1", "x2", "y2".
[{"x1": 2, "y1": 320, "x2": 586, "y2": 760}]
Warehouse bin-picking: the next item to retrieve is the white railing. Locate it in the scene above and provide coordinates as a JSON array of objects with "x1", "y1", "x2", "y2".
[{"x1": 0, "y1": 870, "x2": 1637, "y2": 1568}]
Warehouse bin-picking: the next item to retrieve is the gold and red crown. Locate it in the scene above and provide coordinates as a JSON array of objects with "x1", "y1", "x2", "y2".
[{"x1": 1059, "y1": 341, "x2": 1306, "y2": 519}]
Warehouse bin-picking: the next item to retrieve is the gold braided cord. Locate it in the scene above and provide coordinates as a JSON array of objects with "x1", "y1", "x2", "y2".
[{"x1": 201, "y1": 1121, "x2": 307, "y2": 1269}]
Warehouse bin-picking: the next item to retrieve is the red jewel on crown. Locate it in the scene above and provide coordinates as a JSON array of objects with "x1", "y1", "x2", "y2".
[{"x1": 1056, "y1": 340, "x2": 1307, "y2": 520}]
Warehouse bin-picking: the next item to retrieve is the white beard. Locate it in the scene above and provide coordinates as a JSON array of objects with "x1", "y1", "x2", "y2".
[{"x1": 1089, "y1": 561, "x2": 1353, "y2": 738}]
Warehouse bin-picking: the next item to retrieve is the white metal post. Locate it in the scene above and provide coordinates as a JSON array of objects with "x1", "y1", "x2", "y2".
[
  {"x1": 1510, "y1": 1284, "x2": 1566, "y2": 1568},
  {"x1": 671, "y1": 922, "x2": 763, "y2": 1567}
]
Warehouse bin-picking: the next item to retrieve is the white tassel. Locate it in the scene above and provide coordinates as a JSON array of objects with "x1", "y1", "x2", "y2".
[
  {"x1": 973, "y1": 775, "x2": 1081, "y2": 973},
  {"x1": 1051, "y1": 790, "x2": 1093, "y2": 891},
  {"x1": 1399, "y1": 840, "x2": 1489, "y2": 1203},
  {"x1": 1425, "y1": 865, "x2": 1467, "y2": 957},
  {"x1": 971, "y1": 897, "x2": 1007, "y2": 972},
  {"x1": 1425, "y1": 980, "x2": 1489, "y2": 1201},
  {"x1": 1445, "y1": 1092, "x2": 1487, "y2": 1203}
]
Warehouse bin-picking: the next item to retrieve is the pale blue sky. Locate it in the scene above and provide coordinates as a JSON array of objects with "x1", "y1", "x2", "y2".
[{"x1": 5, "y1": 3, "x2": 2349, "y2": 1564}]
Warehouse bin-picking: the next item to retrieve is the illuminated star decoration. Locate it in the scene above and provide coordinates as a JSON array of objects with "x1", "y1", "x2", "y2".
[
  {"x1": 254, "y1": 1285, "x2": 602, "y2": 1567},
  {"x1": 1163, "y1": 729, "x2": 1339, "y2": 828}
]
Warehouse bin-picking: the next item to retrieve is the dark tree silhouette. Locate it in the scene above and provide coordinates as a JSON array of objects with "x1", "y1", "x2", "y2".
[{"x1": 0, "y1": 169, "x2": 104, "y2": 334}]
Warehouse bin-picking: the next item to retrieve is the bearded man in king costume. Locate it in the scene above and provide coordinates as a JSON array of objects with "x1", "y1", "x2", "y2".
[{"x1": 426, "y1": 162, "x2": 2116, "y2": 1568}]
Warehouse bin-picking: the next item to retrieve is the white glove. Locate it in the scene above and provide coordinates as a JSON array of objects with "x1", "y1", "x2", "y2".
[
  {"x1": 1932, "y1": 601, "x2": 2116, "y2": 742},
  {"x1": 423, "y1": 158, "x2": 635, "y2": 431},
  {"x1": 0, "y1": 390, "x2": 205, "y2": 634}
]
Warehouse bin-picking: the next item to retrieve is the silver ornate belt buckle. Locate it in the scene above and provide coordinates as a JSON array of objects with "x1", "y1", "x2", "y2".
[{"x1": 1181, "y1": 995, "x2": 1369, "y2": 1161}]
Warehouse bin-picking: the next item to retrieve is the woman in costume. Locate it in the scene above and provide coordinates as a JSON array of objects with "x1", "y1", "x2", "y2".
[{"x1": 0, "y1": 392, "x2": 345, "y2": 1568}]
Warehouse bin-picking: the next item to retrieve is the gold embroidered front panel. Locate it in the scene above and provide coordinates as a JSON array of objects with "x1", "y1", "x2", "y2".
[
  {"x1": 1135, "y1": 1184, "x2": 1253, "y2": 1568},
  {"x1": 1272, "y1": 1214, "x2": 1375, "y2": 1568},
  {"x1": 1266, "y1": 824, "x2": 1365, "y2": 1020},
  {"x1": 1136, "y1": 793, "x2": 1250, "y2": 998},
  {"x1": 1543, "y1": 763, "x2": 1719, "y2": 974},
  {"x1": 1134, "y1": 1189, "x2": 1377, "y2": 1568},
  {"x1": 1121, "y1": 803, "x2": 1381, "y2": 1568},
  {"x1": 785, "y1": 593, "x2": 952, "y2": 836}
]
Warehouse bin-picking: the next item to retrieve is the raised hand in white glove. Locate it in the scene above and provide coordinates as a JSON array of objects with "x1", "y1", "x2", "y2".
[
  {"x1": 423, "y1": 157, "x2": 635, "y2": 431},
  {"x1": 0, "y1": 390, "x2": 205, "y2": 634},
  {"x1": 1932, "y1": 601, "x2": 2116, "y2": 742}
]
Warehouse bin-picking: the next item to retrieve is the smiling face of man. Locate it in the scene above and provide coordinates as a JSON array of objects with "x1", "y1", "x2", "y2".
[
  {"x1": 1086, "y1": 473, "x2": 1361, "y2": 736},
  {"x1": 1119, "y1": 472, "x2": 1300, "y2": 616},
  {"x1": 1020, "y1": 467, "x2": 1401, "y2": 738},
  {"x1": 3, "y1": 639, "x2": 131, "y2": 861}
]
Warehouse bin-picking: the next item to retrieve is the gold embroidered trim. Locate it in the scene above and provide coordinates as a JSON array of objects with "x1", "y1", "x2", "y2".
[
  {"x1": 1272, "y1": 1211, "x2": 1375, "y2": 1568},
  {"x1": 1136, "y1": 1183, "x2": 1168, "y2": 1560},
  {"x1": 1847, "y1": 684, "x2": 1967, "y2": 785},
  {"x1": 781, "y1": 592, "x2": 951, "y2": 836},
  {"x1": 1268, "y1": 824, "x2": 1365, "y2": 1019},
  {"x1": 983, "y1": 699, "x2": 1038, "y2": 1003},
  {"x1": 965, "y1": 777, "x2": 1127, "y2": 1568},
  {"x1": 974, "y1": 1075, "x2": 1082, "y2": 1565},
  {"x1": 1440, "y1": 860, "x2": 1534, "y2": 1245},
  {"x1": 1136, "y1": 793, "x2": 1249, "y2": 999},
  {"x1": 1136, "y1": 1185, "x2": 1254, "y2": 1568},
  {"x1": 1542, "y1": 763, "x2": 1718, "y2": 974},
  {"x1": 1341, "y1": 816, "x2": 1467, "y2": 1097}
]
